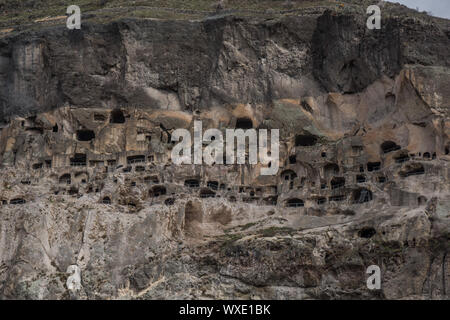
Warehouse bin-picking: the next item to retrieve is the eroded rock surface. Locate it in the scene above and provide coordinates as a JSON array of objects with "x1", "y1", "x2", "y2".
[{"x1": 0, "y1": 6, "x2": 449, "y2": 299}]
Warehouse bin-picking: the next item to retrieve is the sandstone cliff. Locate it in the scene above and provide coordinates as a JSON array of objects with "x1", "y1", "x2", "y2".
[{"x1": 0, "y1": 1, "x2": 449, "y2": 299}]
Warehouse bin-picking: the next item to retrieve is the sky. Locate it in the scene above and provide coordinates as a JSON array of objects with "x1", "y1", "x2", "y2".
[{"x1": 386, "y1": 0, "x2": 450, "y2": 19}]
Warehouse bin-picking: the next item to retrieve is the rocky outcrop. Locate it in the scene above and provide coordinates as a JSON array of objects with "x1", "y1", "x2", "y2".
[{"x1": 0, "y1": 5, "x2": 449, "y2": 299}]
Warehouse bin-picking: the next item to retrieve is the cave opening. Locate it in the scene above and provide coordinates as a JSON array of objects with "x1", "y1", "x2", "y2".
[
  {"x1": 367, "y1": 162, "x2": 381, "y2": 172},
  {"x1": 356, "y1": 175, "x2": 366, "y2": 183},
  {"x1": 145, "y1": 176, "x2": 159, "y2": 184},
  {"x1": 150, "y1": 185, "x2": 166, "y2": 197},
  {"x1": 70, "y1": 154, "x2": 86, "y2": 167},
  {"x1": 377, "y1": 176, "x2": 386, "y2": 183},
  {"x1": 381, "y1": 141, "x2": 401, "y2": 154},
  {"x1": 289, "y1": 155, "x2": 297, "y2": 164},
  {"x1": 102, "y1": 197, "x2": 111, "y2": 204},
  {"x1": 110, "y1": 109, "x2": 125, "y2": 124},
  {"x1": 207, "y1": 181, "x2": 219, "y2": 190},
  {"x1": 200, "y1": 188, "x2": 216, "y2": 198},
  {"x1": 329, "y1": 195, "x2": 345, "y2": 202},
  {"x1": 45, "y1": 160, "x2": 52, "y2": 168},
  {"x1": 235, "y1": 117, "x2": 253, "y2": 129},
  {"x1": 127, "y1": 155, "x2": 145, "y2": 164},
  {"x1": 185, "y1": 179, "x2": 200, "y2": 188},
  {"x1": 295, "y1": 134, "x2": 317, "y2": 147},
  {"x1": 52, "y1": 124, "x2": 58, "y2": 133},
  {"x1": 59, "y1": 174, "x2": 71, "y2": 184},
  {"x1": 10, "y1": 198, "x2": 26, "y2": 205},
  {"x1": 76, "y1": 129, "x2": 95, "y2": 141},
  {"x1": 400, "y1": 164, "x2": 425, "y2": 177},
  {"x1": 286, "y1": 198, "x2": 304, "y2": 208},
  {"x1": 358, "y1": 227, "x2": 376, "y2": 238},
  {"x1": 324, "y1": 163, "x2": 339, "y2": 176},
  {"x1": 352, "y1": 188, "x2": 373, "y2": 203},
  {"x1": 165, "y1": 198, "x2": 175, "y2": 206},
  {"x1": 423, "y1": 152, "x2": 431, "y2": 159},
  {"x1": 281, "y1": 169, "x2": 297, "y2": 181},
  {"x1": 330, "y1": 177, "x2": 345, "y2": 189},
  {"x1": 394, "y1": 153, "x2": 410, "y2": 163},
  {"x1": 94, "y1": 113, "x2": 106, "y2": 122},
  {"x1": 417, "y1": 196, "x2": 427, "y2": 206},
  {"x1": 32, "y1": 163, "x2": 43, "y2": 170}
]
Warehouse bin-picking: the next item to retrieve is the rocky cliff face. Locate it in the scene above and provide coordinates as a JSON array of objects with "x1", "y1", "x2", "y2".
[{"x1": 0, "y1": 5, "x2": 449, "y2": 299}]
